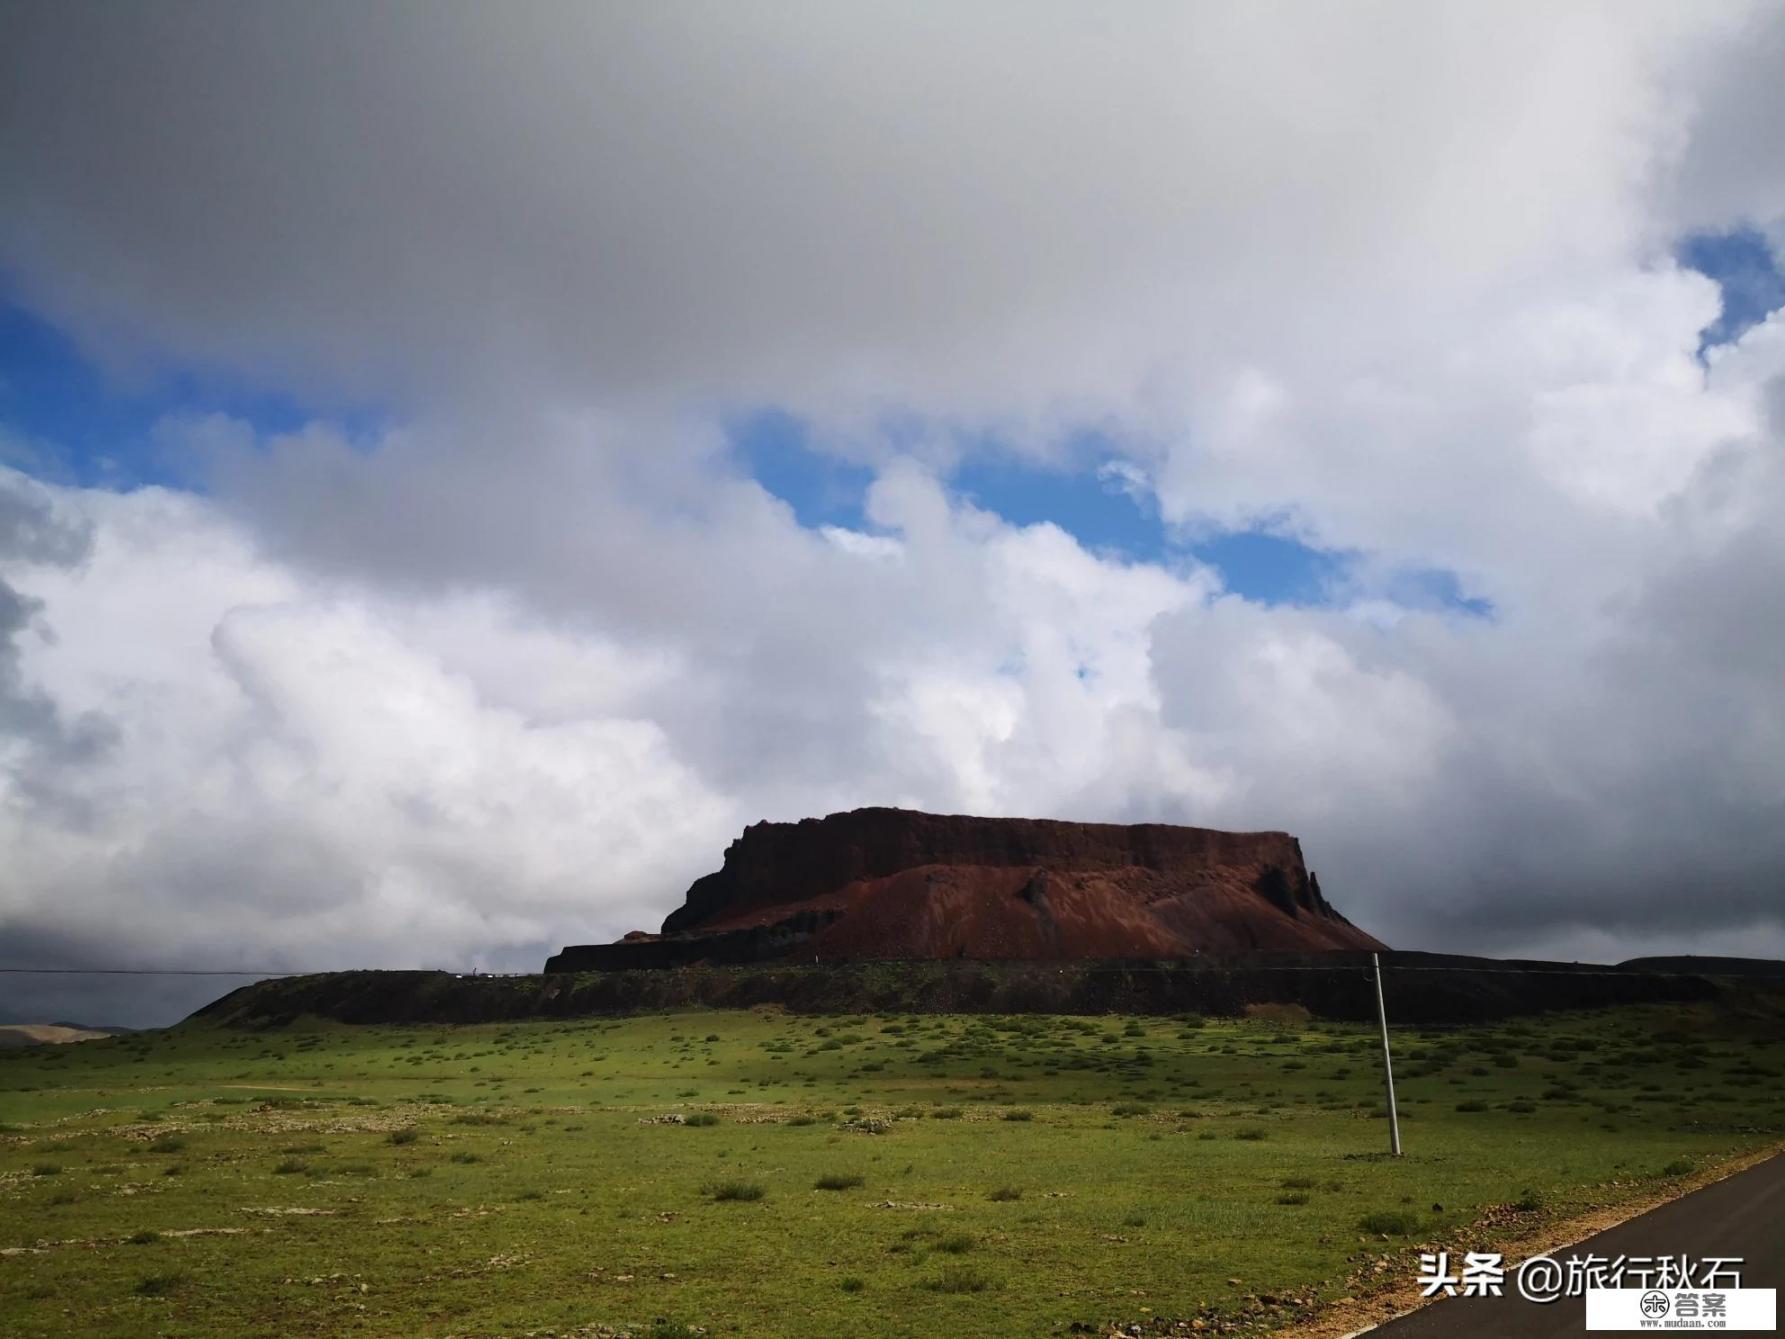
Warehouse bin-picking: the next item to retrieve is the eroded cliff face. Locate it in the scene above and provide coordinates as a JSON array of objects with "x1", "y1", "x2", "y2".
[{"x1": 548, "y1": 808, "x2": 1385, "y2": 971}]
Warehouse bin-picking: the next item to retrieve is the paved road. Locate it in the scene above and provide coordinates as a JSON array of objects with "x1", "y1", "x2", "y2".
[{"x1": 1369, "y1": 1152, "x2": 1784, "y2": 1336}]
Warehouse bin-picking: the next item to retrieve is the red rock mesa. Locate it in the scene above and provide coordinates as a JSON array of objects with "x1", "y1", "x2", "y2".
[{"x1": 546, "y1": 807, "x2": 1384, "y2": 971}]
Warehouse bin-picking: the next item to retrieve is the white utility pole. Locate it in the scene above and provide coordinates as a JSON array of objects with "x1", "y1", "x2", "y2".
[{"x1": 1372, "y1": 952, "x2": 1402, "y2": 1156}]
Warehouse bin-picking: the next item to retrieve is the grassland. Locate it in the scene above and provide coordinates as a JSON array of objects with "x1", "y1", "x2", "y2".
[{"x1": 1, "y1": 998, "x2": 1781, "y2": 1337}]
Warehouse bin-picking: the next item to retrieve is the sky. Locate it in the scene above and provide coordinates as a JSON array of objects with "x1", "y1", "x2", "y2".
[{"x1": 3, "y1": 1, "x2": 1785, "y2": 1025}]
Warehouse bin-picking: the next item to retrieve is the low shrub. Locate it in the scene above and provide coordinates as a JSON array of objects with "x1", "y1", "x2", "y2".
[
  {"x1": 1359, "y1": 1210, "x2": 1419, "y2": 1235},
  {"x1": 924, "y1": 1266, "x2": 990, "y2": 1293},
  {"x1": 704, "y1": 1180, "x2": 765, "y2": 1202}
]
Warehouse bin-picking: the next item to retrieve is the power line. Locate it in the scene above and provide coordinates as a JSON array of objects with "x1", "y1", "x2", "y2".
[{"x1": 0, "y1": 968, "x2": 303, "y2": 977}]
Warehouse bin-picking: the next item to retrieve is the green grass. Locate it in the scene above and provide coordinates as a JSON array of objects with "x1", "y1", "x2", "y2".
[{"x1": 0, "y1": 999, "x2": 1779, "y2": 1337}]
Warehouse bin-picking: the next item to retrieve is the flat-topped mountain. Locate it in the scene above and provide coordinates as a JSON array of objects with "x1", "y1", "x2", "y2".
[{"x1": 546, "y1": 807, "x2": 1384, "y2": 972}]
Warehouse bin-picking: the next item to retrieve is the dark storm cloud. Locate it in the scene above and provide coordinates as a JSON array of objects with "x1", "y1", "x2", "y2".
[
  {"x1": 0, "y1": 923, "x2": 253, "y2": 1029},
  {"x1": 1, "y1": 2, "x2": 1738, "y2": 420},
  {"x1": 0, "y1": 477, "x2": 114, "y2": 797}
]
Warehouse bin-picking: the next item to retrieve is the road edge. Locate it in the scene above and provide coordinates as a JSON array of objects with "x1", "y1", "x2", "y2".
[{"x1": 1284, "y1": 1140, "x2": 1785, "y2": 1339}]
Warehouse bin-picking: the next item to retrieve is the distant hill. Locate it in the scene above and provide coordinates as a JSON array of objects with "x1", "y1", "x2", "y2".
[
  {"x1": 192, "y1": 952, "x2": 1723, "y2": 1029},
  {"x1": 1618, "y1": 955, "x2": 1785, "y2": 978},
  {"x1": 0, "y1": 1023, "x2": 131, "y2": 1048}
]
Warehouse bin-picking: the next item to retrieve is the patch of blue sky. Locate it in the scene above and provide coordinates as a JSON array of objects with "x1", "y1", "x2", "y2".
[
  {"x1": 950, "y1": 443, "x2": 1169, "y2": 563},
  {"x1": 952, "y1": 455, "x2": 1407, "y2": 609},
  {"x1": 725, "y1": 407, "x2": 874, "y2": 529},
  {"x1": 1190, "y1": 527, "x2": 1355, "y2": 606},
  {"x1": 727, "y1": 408, "x2": 1489, "y2": 615},
  {"x1": 1677, "y1": 227, "x2": 1785, "y2": 357},
  {"x1": 0, "y1": 289, "x2": 383, "y2": 491},
  {"x1": 1374, "y1": 565, "x2": 1493, "y2": 618}
]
